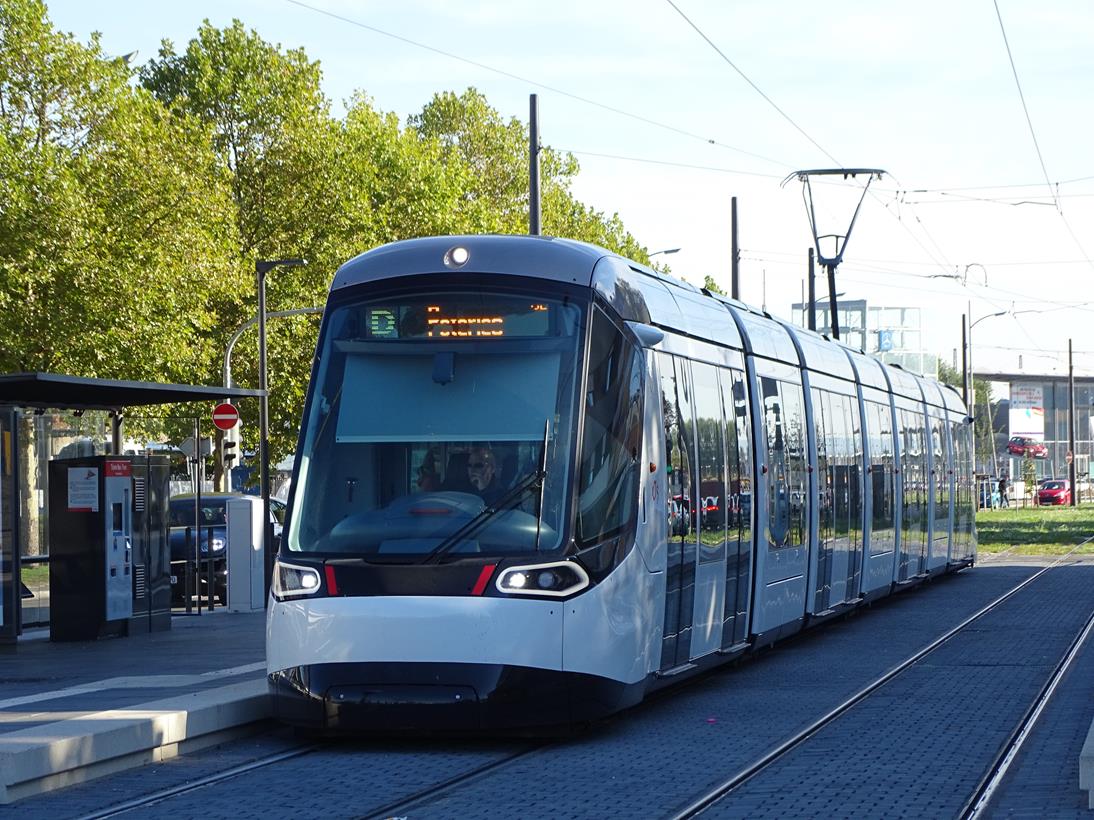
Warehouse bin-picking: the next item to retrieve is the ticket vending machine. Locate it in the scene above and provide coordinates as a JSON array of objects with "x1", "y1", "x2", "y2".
[{"x1": 48, "y1": 455, "x2": 171, "y2": 641}]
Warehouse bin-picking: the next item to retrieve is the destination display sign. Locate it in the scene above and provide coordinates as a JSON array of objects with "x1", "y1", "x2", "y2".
[{"x1": 363, "y1": 296, "x2": 553, "y2": 340}]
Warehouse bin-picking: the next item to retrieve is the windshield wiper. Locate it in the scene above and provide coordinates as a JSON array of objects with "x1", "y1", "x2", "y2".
[{"x1": 422, "y1": 419, "x2": 551, "y2": 565}]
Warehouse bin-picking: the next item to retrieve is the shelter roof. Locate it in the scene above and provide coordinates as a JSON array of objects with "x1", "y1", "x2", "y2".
[{"x1": 0, "y1": 372, "x2": 262, "y2": 411}]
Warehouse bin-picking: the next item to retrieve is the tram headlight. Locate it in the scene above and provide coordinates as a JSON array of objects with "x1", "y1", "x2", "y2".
[
  {"x1": 272, "y1": 559, "x2": 322, "y2": 600},
  {"x1": 495, "y1": 561, "x2": 589, "y2": 598}
]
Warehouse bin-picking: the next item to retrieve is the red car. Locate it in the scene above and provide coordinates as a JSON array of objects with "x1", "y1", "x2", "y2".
[
  {"x1": 1007, "y1": 436, "x2": 1048, "y2": 458},
  {"x1": 1038, "y1": 479, "x2": 1071, "y2": 506}
]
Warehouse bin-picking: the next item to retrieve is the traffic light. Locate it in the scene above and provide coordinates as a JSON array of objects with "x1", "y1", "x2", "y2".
[{"x1": 222, "y1": 430, "x2": 239, "y2": 465}]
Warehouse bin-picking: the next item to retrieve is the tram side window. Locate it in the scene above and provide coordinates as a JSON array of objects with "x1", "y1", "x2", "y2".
[
  {"x1": 692, "y1": 362, "x2": 726, "y2": 562},
  {"x1": 848, "y1": 395, "x2": 863, "y2": 551},
  {"x1": 782, "y1": 383, "x2": 807, "y2": 548},
  {"x1": 933, "y1": 414, "x2": 948, "y2": 524},
  {"x1": 660, "y1": 355, "x2": 694, "y2": 542},
  {"x1": 812, "y1": 389, "x2": 833, "y2": 549},
  {"x1": 763, "y1": 377, "x2": 806, "y2": 549},
  {"x1": 869, "y1": 402, "x2": 895, "y2": 552},
  {"x1": 725, "y1": 370, "x2": 752, "y2": 549},
  {"x1": 576, "y1": 309, "x2": 642, "y2": 546}
]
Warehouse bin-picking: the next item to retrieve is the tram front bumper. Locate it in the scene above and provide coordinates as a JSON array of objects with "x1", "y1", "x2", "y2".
[{"x1": 268, "y1": 662, "x2": 636, "y2": 733}]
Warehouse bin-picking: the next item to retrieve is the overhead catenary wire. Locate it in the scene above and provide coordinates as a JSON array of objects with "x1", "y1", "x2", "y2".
[
  {"x1": 283, "y1": 0, "x2": 790, "y2": 168},
  {"x1": 993, "y1": 0, "x2": 1094, "y2": 273},
  {"x1": 663, "y1": 0, "x2": 841, "y2": 167},
  {"x1": 992, "y1": 0, "x2": 1059, "y2": 213},
  {"x1": 286, "y1": 0, "x2": 1090, "y2": 312}
]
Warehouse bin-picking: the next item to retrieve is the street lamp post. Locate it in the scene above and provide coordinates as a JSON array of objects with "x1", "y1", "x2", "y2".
[
  {"x1": 256, "y1": 258, "x2": 306, "y2": 601},
  {"x1": 648, "y1": 248, "x2": 681, "y2": 259},
  {"x1": 217, "y1": 306, "x2": 322, "y2": 492},
  {"x1": 967, "y1": 308, "x2": 1007, "y2": 474}
]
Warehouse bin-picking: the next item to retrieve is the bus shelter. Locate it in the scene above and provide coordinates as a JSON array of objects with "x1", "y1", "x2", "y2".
[{"x1": 0, "y1": 373, "x2": 263, "y2": 643}]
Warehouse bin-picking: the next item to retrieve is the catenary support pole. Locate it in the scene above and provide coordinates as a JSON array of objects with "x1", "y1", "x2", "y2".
[
  {"x1": 826, "y1": 263, "x2": 839, "y2": 339},
  {"x1": 529, "y1": 94, "x2": 540, "y2": 236},
  {"x1": 1069, "y1": 338, "x2": 1077, "y2": 505},
  {"x1": 807, "y1": 248, "x2": 816, "y2": 331},
  {"x1": 961, "y1": 314, "x2": 968, "y2": 408},
  {"x1": 731, "y1": 196, "x2": 740, "y2": 300}
]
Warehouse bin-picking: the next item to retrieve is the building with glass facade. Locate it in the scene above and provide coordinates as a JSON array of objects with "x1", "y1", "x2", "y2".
[{"x1": 790, "y1": 299, "x2": 938, "y2": 378}]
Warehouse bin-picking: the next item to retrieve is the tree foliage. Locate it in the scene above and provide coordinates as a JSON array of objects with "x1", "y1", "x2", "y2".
[
  {"x1": 2, "y1": 7, "x2": 660, "y2": 465},
  {"x1": 0, "y1": 0, "x2": 237, "y2": 385}
]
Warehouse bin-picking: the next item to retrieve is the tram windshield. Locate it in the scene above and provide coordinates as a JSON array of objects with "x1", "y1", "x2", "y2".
[{"x1": 287, "y1": 288, "x2": 584, "y2": 559}]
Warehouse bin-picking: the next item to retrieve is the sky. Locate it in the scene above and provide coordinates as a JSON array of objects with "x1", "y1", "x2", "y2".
[{"x1": 42, "y1": 0, "x2": 1094, "y2": 383}]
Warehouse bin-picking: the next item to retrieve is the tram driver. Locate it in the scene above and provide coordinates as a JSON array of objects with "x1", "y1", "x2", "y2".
[{"x1": 467, "y1": 445, "x2": 505, "y2": 506}]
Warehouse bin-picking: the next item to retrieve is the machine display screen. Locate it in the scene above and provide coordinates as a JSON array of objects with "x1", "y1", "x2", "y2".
[{"x1": 361, "y1": 296, "x2": 555, "y2": 340}]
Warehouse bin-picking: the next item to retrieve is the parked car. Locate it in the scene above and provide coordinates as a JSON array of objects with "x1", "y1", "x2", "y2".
[
  {"x1": 169, "y1": 493, "x2": 285, "y2": 603},
  {"x1": 1007, "y1": 436, "x2": 1048, "y2": 458},
  {"x1": 1037, "y1": 479, "x2": 1071, "y2": 506}
]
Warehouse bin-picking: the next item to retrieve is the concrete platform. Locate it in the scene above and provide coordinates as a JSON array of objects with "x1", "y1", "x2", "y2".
[{"x1": 0, "y1": 610, "x2": 268, "y2": 803}]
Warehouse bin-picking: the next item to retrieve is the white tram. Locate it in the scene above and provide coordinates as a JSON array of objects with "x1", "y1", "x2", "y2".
[{"x1": 267, "y1": 235, "x2": 976, "y2": 732}]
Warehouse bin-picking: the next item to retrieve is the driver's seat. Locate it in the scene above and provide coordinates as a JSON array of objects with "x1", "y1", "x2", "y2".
[{"x1": 441, "y1": 452, "x2": 474, "y2": 493}]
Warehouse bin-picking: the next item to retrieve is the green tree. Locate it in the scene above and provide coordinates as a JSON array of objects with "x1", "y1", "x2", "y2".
[
  {"x1": 1021, "y1": 453, "x2": 1036, "y2": 503},
  {"x1": 936, "y1": 361, "x2": 993, "y2": 471},
  {"x1": 0, "y1": 0, "x2": 237, "y2": 381},
  {"x1": 703, "y1": 275, "x2": 724, "y2": 295},
  {"x1": 141, "y1": 20, "x2": 345, "y2": 462},
  {"x1": 408, "y1": 88, "x2": 648, "y2": 259}
]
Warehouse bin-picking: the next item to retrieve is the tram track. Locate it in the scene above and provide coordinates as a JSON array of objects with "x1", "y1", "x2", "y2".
[
  {"x1": 44, "y1": 545, "x2": 1094, "y2": 819},
  {"x1": 358, "y1": 743, "x2": 545, "y2": 820},
  {"x1": 667, "y1": 538, "x2": 1094, "y2": 819},
  {"x1": 74, "y1": 742, "x2": 320, "y2": 820},
  {"x1": 961, "y1": 603, "x2": 1094, "y2": 819},
  {"x1": 69, "y1": 734, "x2": 546, "y2": 820}
]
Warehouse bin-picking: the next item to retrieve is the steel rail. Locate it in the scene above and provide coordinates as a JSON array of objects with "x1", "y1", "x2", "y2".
[
  {"x1": 668, "y1": 537, "x2": 1094, "y2": 819},
  {"x1": 74, "y1": 743, "x2": 319, "y2": 820},
  {"x1": 358, "y1": 744, "x2": 545, "y2": 820},
  {"x1": 962, "y1": 603, "x2": 1094, "y2": 819}
]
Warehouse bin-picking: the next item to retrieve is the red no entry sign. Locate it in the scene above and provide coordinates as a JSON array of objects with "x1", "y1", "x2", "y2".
[{"x1": 212, "y1": 403, "x2": 240, "y2": 431}]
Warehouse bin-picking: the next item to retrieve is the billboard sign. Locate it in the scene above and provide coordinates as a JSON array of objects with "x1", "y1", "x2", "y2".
[{"x1": 1009, "y1": 383, "x2": 1044, "y2": 440}]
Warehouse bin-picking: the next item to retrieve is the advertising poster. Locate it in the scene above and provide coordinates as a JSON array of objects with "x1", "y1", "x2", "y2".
[
  {"x1": 68, "y1": 467, "x2": 99, "y2": 512},
  {"x1": 1009, "y1": 383, "x2": 1045, "y2": 440}
]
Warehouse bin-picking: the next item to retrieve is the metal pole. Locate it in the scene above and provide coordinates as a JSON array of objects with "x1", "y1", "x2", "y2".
[
  {"x1": 257, "y1": 263, "x2": 272, "y2": 601},
  {"x1": 193, "y1": 416, "x2": 202, "y2": 616},
  {"x1": 111, "y1": 412, "x2": 123, "y2": 455},
  {"x1": 529, "y1": 94, "x2": 540, "y2": 236},
  {"x1": 961, "y1": 314, "x2": 968, "y2": 408},
  {"x1": 731, "y1": 196, "x2": 740, "y2": 300},
  {"x1": 826, "y1": 263, "x2": 840, "y2": 340},
  {"x1": 1069, "y1": 339, "x2": 1077, "y2": 505},
  {"x1": 254, "y1": 258, "x2": 305, "y2": 603},
  {"x1": 807, "y1": 248, "x2": 816, "y2": 331}
]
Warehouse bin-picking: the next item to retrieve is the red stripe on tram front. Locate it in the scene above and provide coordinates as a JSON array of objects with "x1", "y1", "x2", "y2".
[
  {"x1": 471, "y1": 564, "x2": 497, "y2": 596},
  {"x1": 324, "y1": 565, "x2": 339, "y2": 596}
]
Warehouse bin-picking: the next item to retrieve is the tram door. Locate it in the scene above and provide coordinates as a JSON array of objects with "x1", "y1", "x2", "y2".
[
  {"x1": 688, "y1": 363, "x2": 728, "y2": 660},
  {"x1": 897, "y1": 404, "x2": 929, "y2": 580},
  {"x1": 657, "y1": 355, "x2": 750, "y2": 669},
  {"x1": 810, "y1": 387, "x2": 864, "y2": 612},
  {"x1": 750, "y1": 365, "x2": 809, "y2": 638},
  {"x1": 927, "y1": 408, "x2": 952, "y2": 572},
  {"x1": 657, "y1": 353, "x2": 700, "y2": 671}
]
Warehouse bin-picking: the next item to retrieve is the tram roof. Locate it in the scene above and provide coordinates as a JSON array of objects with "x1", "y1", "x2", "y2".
[
  {"x1": 331, "y1": 235, "x2": 611, "y2": 291},
  {"x1": 778, "y1": 323, "x2": 855, "y2": 381},
  {"x1": 330, "y1": 237, "x2": 967, "y2": 415}
]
